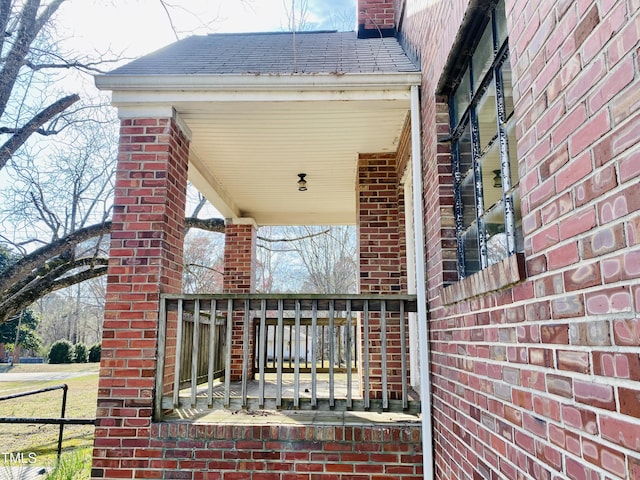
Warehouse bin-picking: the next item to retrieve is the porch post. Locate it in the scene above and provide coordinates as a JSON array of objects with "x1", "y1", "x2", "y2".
[
  {"x1": 411, "y1": 84, "x2": 434, "y2": 479},
  {"x1": 357, "y1": 152, "x2": 406, "y2": 400},
  {"x1": 223, "y1": 218, "x2": 257, "y2": 380},
  {"x1": 91, "y1": 114, "x2": 189, "y2": 479}
]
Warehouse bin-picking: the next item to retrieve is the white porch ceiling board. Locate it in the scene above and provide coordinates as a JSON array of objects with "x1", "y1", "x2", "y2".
[{"x1": 180, "y1": 99, "x2": 409, "y2": 226}]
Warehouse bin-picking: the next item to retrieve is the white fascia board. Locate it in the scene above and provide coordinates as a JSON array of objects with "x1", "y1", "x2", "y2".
[
  {"x1": 112, "y1": 90, "x2": 413, "y2": 115},
  {"x1": 95, "y1": 72, "x2": 422, "y2": 92},
  {"x1": 111, "y1": 90, "x2": 415, "y2": 119},
  {"x1": 97, "y1": 73, "x2": 421, "y2": 116}
]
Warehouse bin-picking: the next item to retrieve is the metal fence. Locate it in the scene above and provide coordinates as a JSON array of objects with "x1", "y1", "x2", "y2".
[{"x1": 0, "y1": 385, "x2": 96, "y2": 461}]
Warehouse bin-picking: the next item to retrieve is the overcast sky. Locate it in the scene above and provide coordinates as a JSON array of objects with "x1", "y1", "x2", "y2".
[{"x1": 58, "y1": 0, "x2": 357, "y2": 60}]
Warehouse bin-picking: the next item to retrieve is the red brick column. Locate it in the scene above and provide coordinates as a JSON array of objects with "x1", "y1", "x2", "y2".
[
  {"x1": 357, "y1": 153, "x2": 406, "y2": 400},
  {"x1": 91, "y1": 116, "x2": 189, "y2": 479},
  {"x1": 223, "y1": 220, "x2": 257, "y2": 380}
]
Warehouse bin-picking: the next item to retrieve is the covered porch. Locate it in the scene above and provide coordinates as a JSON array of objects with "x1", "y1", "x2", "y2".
[{"x1": 92, "y1": 30, "x2": 428, "y2": 479}]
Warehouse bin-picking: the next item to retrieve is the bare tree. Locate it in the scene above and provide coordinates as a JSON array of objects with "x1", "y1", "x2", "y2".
[
  {"x1": 0, "y1": 215, "x2": 225, "y2": 325},
  {"x1": 0, "y1": 104, "x2": 224, "y2": 324},
  {"x1": 294, "y1": 226, "x2": 357, "y2": 293},
  {"x1": 0, "y1": 0, "x2": 121, "y2": 173},
  {"x1": 183, "y1": 230, "x2": 224, "y2": 294},
  {"x1": 0, "y1": 102, "x2": 224, "y2": 325},
  {"x1": 258, "y1": 225, "x2": 357, "y2": 368},
  {"x1": 156, "y1": 0, "x2": 247, "y2": 40},
  {"x1": 258, "y1": 225, "x2": 357, "y2": 294},
  {"x1": 33, "y1": 292, "x2": 71, "y2": 347},
  {"x1": 32, "y1": 275, "x2": 105, "y2": 347},
  {"x1": 325, "y1": 6, "x2": 356, "y2": 31},
  {"x1": 0, "y1": 0, "x2": 232, "y2": 325},
  {"x1": 1, "y1": 105, "x2": 117, "y2": 243},
  {"x1": 283, "y1": 0, "x2": 311, "y2": 31}
]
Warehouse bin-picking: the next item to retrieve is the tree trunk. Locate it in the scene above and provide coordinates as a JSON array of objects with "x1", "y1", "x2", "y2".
[{"x1": 12, "y1": 313, "x2": 21, "y2": 364}]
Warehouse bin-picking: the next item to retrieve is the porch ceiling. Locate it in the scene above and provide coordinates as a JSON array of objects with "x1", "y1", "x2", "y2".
[
  {"x1": 95, "y1": 32, "x2": 421, "y2": 226},
  {"x1": 184, "y1": 97, "x2": 411, "y2": 225},
  {"x1": 100, "y1": 84, "x2": 417, "y2": 226}
]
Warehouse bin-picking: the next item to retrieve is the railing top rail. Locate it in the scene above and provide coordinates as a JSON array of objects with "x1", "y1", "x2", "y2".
[
  {"x1": 161, "y1": 293, "x2": 417, "y2": 301},
  {"x1": 161, "y1": 293, "x2": 418, "y2": 313}
]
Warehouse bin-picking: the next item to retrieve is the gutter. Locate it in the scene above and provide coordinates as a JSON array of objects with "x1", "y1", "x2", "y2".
[
  {"x1": 410, "y1": 84, "x2": 434, "y2": 479},
  {"x1": 94, "y1": 72, "x2": 422, "y2": 92}
]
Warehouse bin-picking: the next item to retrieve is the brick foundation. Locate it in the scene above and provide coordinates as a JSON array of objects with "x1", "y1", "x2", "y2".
[{"x1": 146, "y1": 422, "x2": 423, "y2": 479}]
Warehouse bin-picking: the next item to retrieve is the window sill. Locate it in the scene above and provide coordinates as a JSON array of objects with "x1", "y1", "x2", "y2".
[{"x1": 441, "y1": 253, "x2": 526, "y2": 305}]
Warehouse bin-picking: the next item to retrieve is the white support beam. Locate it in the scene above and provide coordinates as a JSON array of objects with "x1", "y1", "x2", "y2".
[
  {"x1": 411, "y1": 84, "x2": 433, "y2": 480},
  {"x1": 188, "y1": 152, "x2": 240, "y2": 220}
]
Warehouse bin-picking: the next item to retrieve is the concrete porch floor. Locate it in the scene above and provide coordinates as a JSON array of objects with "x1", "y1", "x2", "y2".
[
  {"x1": 164, "y1": 405, "x2": 422, "y2": 426},
  {"x1": 163, "y1": 373, "x2": 421, "y2": 424}
]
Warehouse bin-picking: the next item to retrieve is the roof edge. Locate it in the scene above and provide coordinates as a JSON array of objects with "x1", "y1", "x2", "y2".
[{"x1": 95, "y1": 72, "x2": 422, "y2": 92}]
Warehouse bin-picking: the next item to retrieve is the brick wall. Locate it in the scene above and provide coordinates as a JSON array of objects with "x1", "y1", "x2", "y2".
[
  {"x1": 144, "y1": 422, "x2": 423, "y2": 479},
  {"x1": 357, "y1": 152, "x2": 408, "y2": 399},
  {"x1": 357, "y1": 153, "x2": 404, "y2": 295},
  {"x1": 223, "y1": 222, "x2": 257, "y2": 294},
  {"x1": 399, "y1": 0, "x2": 640, "y2": 479},
  {"x1": 92, "y1": 117, "x2": 190, "y2": 479},
  {"x1": 357, "y1": 0, "x2": 395, "y2": 37}
]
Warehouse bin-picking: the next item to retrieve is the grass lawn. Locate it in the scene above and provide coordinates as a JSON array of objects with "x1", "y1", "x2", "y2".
[{"x1": 0, "y1": 363, "x2": 99, "y2": 478}]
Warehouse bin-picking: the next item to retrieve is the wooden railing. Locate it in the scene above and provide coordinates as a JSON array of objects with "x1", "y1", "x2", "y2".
[
  {"x1": 156, "y1": 294, "x2": 418, "y2": 415},
  {"x1": 178, "y1": 314, "x2": 226, "y2": 388}
]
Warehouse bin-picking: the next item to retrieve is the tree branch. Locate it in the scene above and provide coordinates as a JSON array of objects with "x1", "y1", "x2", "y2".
[
  {"x1": 185, "y1": 216, "x2": 225, "y2": 233},
  {"x1": 0, "y1": 221, "x2": 109, "y2": 297},
  {"x1": 257, "y1": 228, "x2": 330, "y2": 243},
  {"x1": 0, "y1": 216, "x2": 224, "y2": 295},
  {"x1": 23, "y1": 57, "x2": 124, "y2": 74},
  {"x1": 0, "y1": 216, "x2": 225, "y2": 324},
  {"x1": 0, "y1": 93, "x2": 80, "y2": 171},
  {"x1": 186, "y1": 263, "x2": 224, "y2": 276},
  {"x1": 159, "y1": 0, "x2": 181, "y2": 41},
  {"x1": 0, "y1": 258, "x2": 109, "y2": 324}
]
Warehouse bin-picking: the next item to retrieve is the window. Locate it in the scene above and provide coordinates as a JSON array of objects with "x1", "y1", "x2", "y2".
[{"x1": 449, "y1": 0, "x2": 523, "y2": 278}]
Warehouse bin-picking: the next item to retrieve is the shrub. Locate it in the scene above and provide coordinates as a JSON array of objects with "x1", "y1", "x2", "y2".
[
  {"x1": 88, "y1": 343, "x2": 101, "y2": 363},
  {"x1": 48, "y1": 340, "x2": 74, "y2": 364},
  {"x1": 74, "y1": 343, "x2": 88, "y2": 363}
]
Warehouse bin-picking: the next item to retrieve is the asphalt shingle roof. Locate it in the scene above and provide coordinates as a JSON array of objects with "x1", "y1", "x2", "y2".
[{"x1": 108, "y1": 31, "x2": 419, "y2": 76}]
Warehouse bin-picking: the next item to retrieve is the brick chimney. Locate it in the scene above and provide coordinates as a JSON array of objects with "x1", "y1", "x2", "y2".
[{"x1": 358, "y1": 0, "x2": 395, "y2": 38}]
